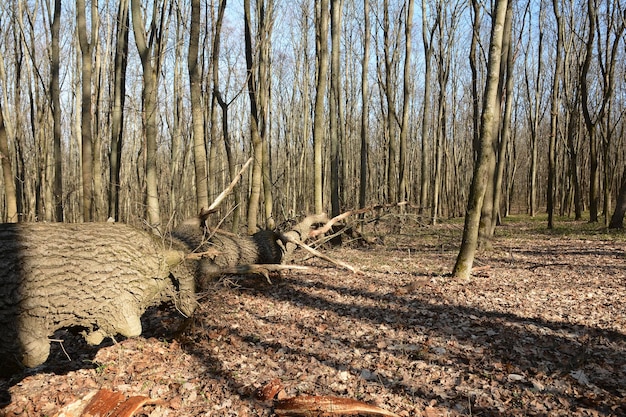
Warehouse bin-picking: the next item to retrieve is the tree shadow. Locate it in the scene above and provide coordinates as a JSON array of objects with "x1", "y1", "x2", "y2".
[{"x1": 185, "y1": 270, "x2": 626, "y2": 416}]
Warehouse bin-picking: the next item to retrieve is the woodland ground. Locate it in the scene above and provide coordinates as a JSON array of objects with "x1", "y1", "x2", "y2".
[{"x1": 1, "y1": 215, "x2": 625, "y2": 416}]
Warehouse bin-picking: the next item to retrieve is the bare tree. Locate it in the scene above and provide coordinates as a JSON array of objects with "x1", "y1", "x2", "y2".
[
  {"x1": 547, "y1": 0, "x2": 563, "y2": 229},
  {"x1": 359, "y1": 0, "x2": 370, "y2": 211},
  {"x1": 313, "y1": 0, "x2": 329, "y2": 214},
  {"x1": 50, "y1": 0, "x2": 63, "y2": 221},
  {"x1": 131, "y1": 0, "x2": 171, "y2": 228},
  {"x1": 189, "y1": 0, "x2": 209, "y2": 212},
  {"x1": 419, "y1": 0, "x2": 439, "y2": 213},
  {"x1": 453, "y1": 0, "x2": 508, "y2": 280},
  {"x1": 0, "y1": 100, "x2": 17, "y2": 222},
  {"x1": 244, "y1": 0, "x2": 274, "y2": 233},
  {"x1": 329, "y1": 0, "x2": 343, "y2": 218},
  {"x1": 108, "y1": 0, "x2": 129, "y2": 222},
  {"x1": 76, "y1": 0, "x2": 97, "y2": 221},
  {"x1": 397, "y1": 0, "x2": 414, "y2": 203}
]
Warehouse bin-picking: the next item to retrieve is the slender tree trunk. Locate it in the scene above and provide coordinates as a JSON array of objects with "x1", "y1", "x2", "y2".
[
  {"x1": 50, "y1": 0, "x2": 63, "y2": 221},
  {"x1": 398, "y1": 0, "x2": 414, "y2": 203},
  {"x1": 189, "y1": 0, "x2": 209, "y2": 212},
  {"x1": 313, "y1": 0, "x2": 329, "y2": 214},
  {"x1": 609, "y1": 165, "x2": 626, "y2": 229},
  {"x1": 329, "y1": 0, "x2": 342, "y2": 218},
  {"x1": 489, "y1": 0, "x2": 513, "y2": 234},
  {"x1": 108, "y1": 0, "x2": 129, "y2": 222},
  {"x1": 131, "y1": 0, "x2": 169, "y2": 228},
  {"x1": 383, "y1": 0, "x2": 397, "y2": 202},
  {"x1": 547, "y1": 0, "x2": 563, "y2": 229},
  {"x1": 359, "y1": 0, "x2": 370, "y2": 211},
  {"x1": 452, "y1": 0, "x2": 508, "y2": 280},
  {"x1": 420, "y1": 0, "x2": 437, "y2": 214},
  {"x1": 77, "y1": 0, "x2": 95, "y2": 221},
  {"x1": 0, "y1": 101, "x2": 17, "y2": 222}
]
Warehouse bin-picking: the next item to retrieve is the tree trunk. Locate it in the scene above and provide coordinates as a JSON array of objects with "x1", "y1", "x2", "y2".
[
  {"x1": 547, "y1": 0, "x2": 564, "y2": 229},
  {"x1": 0, "y1": 222, "x2": 194, "y2": 375},
  {"x1": 108, "y1": 0, "x2": 129, "y2": 222},
  {"x1": 358, "y1": 0, "x2": 370, "y2": 211},
  {"x1": 397, "y1": 0, "x2": 414, "y2": 203},
  {"x1": 420, "y1": 0, "x2": 437, "y2": 214},
  {"x1": 609, "y1": 166, "x2": 626, "y2": 229},
  {"x1": 131, "y1": 0, "x2": 169, "y2": 228},
  {"x1": 77, "y1": 0, "x2": 95, "y2": 221},
  {"x1": 50, "y1": 0, "x2": 63, "y2": 221},
  {"x1": 329, "y1": 0, "x2": 342, "y2": 218},
  {"x1": 189, "y1": 0, "x2": 209, "y2": 212},
  {"x1": 452, "y1": 0, "x2": 508, "y2": 280},
  {"x1": 313, "y1": 0, "x2": 329, "y2": 214},
  {"x1": 0, "y1": 101, "x2": 17, "y2": 222}
]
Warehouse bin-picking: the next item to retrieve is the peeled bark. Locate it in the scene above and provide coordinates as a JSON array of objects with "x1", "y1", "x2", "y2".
[{"x1": 0, "y1": 223, "x2": 193, "y2": 375}]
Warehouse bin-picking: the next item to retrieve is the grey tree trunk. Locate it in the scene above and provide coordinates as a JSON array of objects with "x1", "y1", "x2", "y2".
[
  {"x1": 359, "y1": 0, "x2": 370, "y2": 211},
  {"x1": 77, "y1": 0, "x2": 95, "y2": 221},
  {"x1": 108, "y1": 0, "x2": 129, "y2": 222},
  {"x1": 313, "y1": 0, "x2": 329, "y2": 214},
  {"x1": 189, "y1": 0, "x2": 209, "y2": 212},
  {"x1": 452, "y1": 0, "x2": 508, "y2": 281},
  {"x1": 0, "y1": 101, "x2": 17, "y2": 222},
  {"x1": 50, "y1": 0, "x2": 63, "y2": 222},
  {"x1": 0, "y1": 223, "x2": 195, "y2": 375},
  {"x1": 609, "y1": 166, "x2": 626, "y2": 229}
]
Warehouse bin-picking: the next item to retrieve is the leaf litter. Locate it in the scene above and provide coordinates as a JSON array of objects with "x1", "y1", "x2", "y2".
[{"x1": 1, "y1": 219, "x2": 625, "y2": 416}]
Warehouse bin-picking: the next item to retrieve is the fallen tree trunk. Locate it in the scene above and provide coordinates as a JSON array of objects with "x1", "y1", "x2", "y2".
[
  {"x1": 0, "y1": 222, "x2": 193, "y2": 375},
  {"x1": 0, "y1": 212, "x2": 347, "y2": 375}
]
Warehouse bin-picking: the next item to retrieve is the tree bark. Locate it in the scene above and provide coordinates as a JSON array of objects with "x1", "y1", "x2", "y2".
[
  {"x1": 329, "y1": 0, "x2": 342, "y2": 218},
  {"x1": 397, "y1": 0, "x2": 414, "y2": 203},
  {"x1": 0, "y1": 222, "x2": 194, "y2": 375},
  {"x1": 131, "y1": 0, "x2": 169, "y2": 228},
  {"x1": 108, "y1": 0, "x2": 129, "y2": 222},
  {"x1": 76, "y1": 0, "x2": 95, "y2": 221},
  {"x1": 189, "y1": 0, "x2": 209, "y2": 212},
  {"x1": 609, "y1": 166, "x2": 626, "y2": 229},
  {"x1": 359, "y1": 0, "x2": 370, "y2": 211},
  {"x1": 0, "y1": 101, "x2": 17, "y2": 222},
  {"x1": 50, "y1": 0, "x2": 63, "y2": 221},
  {"x1": 452, "y1": 0, "x2": 508, "y2": 280},
  {"x1": 313, "y1": 0, "x2": 329, "y2": 214},
  {"x1": 547, "y1": 0, "x2": 564, "y2": 229}
]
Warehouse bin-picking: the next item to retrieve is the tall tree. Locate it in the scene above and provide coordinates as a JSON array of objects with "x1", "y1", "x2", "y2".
[
  {"x1": 329, "y1": 0, "x2": 343, "y2": 217},
  {"x1": 313, "y1": 0, "x2": 329, "y2": 214},
  {"x1": 0, "y1": 100, "x2": 17, "y2": 222},
  {"x1": 108, "y1": 0, "x2": 129, "y2": 222},
  {"x1": 452, "y1": 0, "x2": 508, "y2": 280},
  {"x1": 131, "y1": 0, "x2": 171, "y2": 228},
  {"x1": 50, "y1": 0, "x2": 63, "y2": 221},
  {"x1": 419, "y1": 0, "x2": 439, "y2": 213},
  {"x1": 397, "y1": 0, "x2": 414, "y2": 203},
  {"x1": 244, "y1": 0, "x2": 274, "y2": 232},
  {"x1": 359, "y1": 0, "x2": 370, "y2": 211},
  {"x1": 76, "y1": 0, "x2": 96, "y2": 221},
  {"x1": 547, "y1": 0, "x2": 564, "y2": 229},
  {"x1": 188, "y1": 0, "x2": 209, "y2": 212},
  {"x1": 609, "y1": 166, "x2": 626, "y2": 229}
]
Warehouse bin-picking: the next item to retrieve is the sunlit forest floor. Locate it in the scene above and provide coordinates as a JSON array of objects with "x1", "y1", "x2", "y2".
[{"x1": 1, "y1": 215, "x2": 625, "y2": 416}]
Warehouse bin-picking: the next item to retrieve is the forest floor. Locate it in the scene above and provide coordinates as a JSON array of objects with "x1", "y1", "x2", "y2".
[{"x1": 1, "y1": 215, "x2": 625, "y2": 417}]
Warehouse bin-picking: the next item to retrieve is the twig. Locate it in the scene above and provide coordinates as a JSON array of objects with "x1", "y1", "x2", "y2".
[
  {"x1": 310, "y1": 202, "x2": 408, "y2": 238},
  {"x1": 283, "y1": 235, "x2": 359, "y2": 274},
  {"x1": 207, "y1": 157, "x2": 253, "y2": 212}
]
